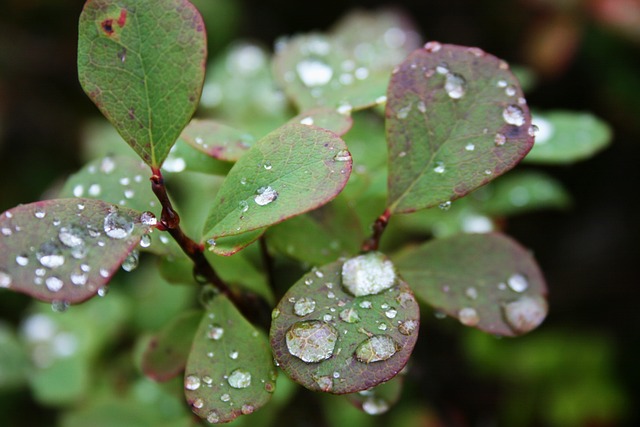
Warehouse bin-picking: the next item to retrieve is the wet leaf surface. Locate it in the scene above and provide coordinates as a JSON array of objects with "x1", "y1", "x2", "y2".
[
  {"x1": 179, "y1": 119, "x2": 255, "y2": 162},
  {"x1": 142, "y1": 310, "x2": 202, "y2": 381},
  {"x1": 289, "y1": 107, "x2": 354, "y2": 136},
  {"x1": 394, "y1": 232, "x2": 548, "y2": 336},
  {"x1": 0, "y1": 199, "x2": 154, "y2": 303},
  {"x1": 270, "y1": 255, "x2": 419, "y2": 394},
  {"x1": 202, "y1": 123, "x2": 351, "y2": 245},
  {"x1": 184, "y1": 295, "x2": 276, "y2": 423},
  {"x1": 386, "y1": 43, "x2": 534, "y2": 213},
  {"x1": 78, "y1": 0, "x2": 206, "y2": 167},
  {"x1": 163, "y1": 139, "x2": 233, "y2": 175}
]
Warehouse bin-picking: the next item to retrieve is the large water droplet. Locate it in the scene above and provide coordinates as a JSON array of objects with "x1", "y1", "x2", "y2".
[
  {"x1": 458, "y1": 307, "x2": 480, "y2": 326},
  {"x1": 207, "y1": 324, "x2": 224, "y2": 340},
  {"x1": 341, "y1": 252, "x2": 396, "y2": 297},
  {"x1": 254, "y1": 186, "x2": 278, "y2": 206},
  {"x1": 293, "y1": 297, "x2": 316, "y2": 316},
  {"x1": 139, "y1": 212, "x2": 157, "y2": 227},
  {"x1": 286, "y1": 320, "x2": 338, "y2": 363},
  {"x1": 227, "y1": 369, "x2": 252, "y2": 389},
  {"x1": 445, "y1": 73, "x2": 466, "y2": 99},
  {"x1": 502, "y1": 105, "x2": 526, "y2": 126},
  {"x1": 184, "y1": 374, "x2": 201, "y2": 390},
  {"x1": 45, "y1": 276, "x2": 64, "y2": 292},
  {"x1": 37, "y1": 243, "x2": 65, "y2": 269},
  {"x1": 121, "y1": 250, "x2": 139, "y2": 272},
  {"x1": 34, "y1": 207, "x2": 46, "y2": 219},
  {"x1": 139, "y1": 234, "x2": 152, "y2": 248},
  {"x1": 296, "y1": 59, "x2": 333, "y2": 87},
  {"x1": 58, "y1": 226, "x2": 85, "y2": 248},
  {"x1": 104, "y1": 209, "x2": 134, "y2": 239},
  {"x1": 362, "y1": 397, "x2": 390, "y2": 415},
  {"x1": 0, "y1": 270, "x2": 12, "y2": 288},
  {"x1": 16, "y1": 254, "x2": 29, "y2": 266},
  {"x1": 334, "y1": 149, "x2": 351, "y2": 162},
  {"x1": 503, "y1": 296, "x2": 547, "y2": 334},
  {"x1": 355, "y1": 335, "x2": 398, "y2": 363},
  {"x1": 507, "y1": 273, "x2": 529, "y2": 293},
  {"x1": 398, "y1": 319, "x2": 418, "y2": 335}
]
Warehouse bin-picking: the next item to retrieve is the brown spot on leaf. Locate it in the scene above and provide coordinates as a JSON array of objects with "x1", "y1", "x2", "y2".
[
  {"x1": 128, "y1": 108, "x2": 136, "y2": 120},
  {"x1": 101, "y1": 19, "x2": 114, "y2": 35}
]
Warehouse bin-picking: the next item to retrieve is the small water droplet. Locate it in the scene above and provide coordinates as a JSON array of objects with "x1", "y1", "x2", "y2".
[
  {"x1": 34, "y1": 207, "x2": 46, "y2": 219},
  {"x1": 436, "y1": 62, "x2": 449, "y2": 74},
  {"x1": 124, "y1": 189, "x2": 135, "y2": 199},
  {"x1": 433, "y1": 162, "x2": 445, "y2": 174},
  {"x1": 362, "y1": 397, "x2": 390, "y2": 415},
  {"x1": 185, "y1": 375, "x2": 201, "y2": 390},
  {"x1": 229, "y1": 350, "x2": 239, "y2": 360},
  {"x1": 254, "y1": 186, "x2": 278, "y2": 206},
  {"x1": 286, "y1": 320, "x2": 338, "y2": 363},
  {"x1": 37, "y1": 243, "x2": 65, "y2": 269},
  {"x1": 263, "y1": 160, "x2": 272, "y2": 170},
  {"x1": 423, "y1": 41, "x2": 442, "y2": 52},
  {"x1": 384, "y1": 308, "x2": 398, "y2": 319},
  {"x1": 465, "y1": 142, "x2": 475, "y2": 151},
  {"x1": 228, "y1": 369, "x2": 251, "y2": 389},
  {"x1": 241, "y1": 404, "x2": 255, "y2": 415},
  {"x1": 439, "y1": 201, "x2": 452, "y2": 211},
  {"x1": 294, "y1": 297, "x2": 316, "y2": 316},
  {"x1": 398, "y1": 319, "x2": 418, "y2": 335},
  {"x1": 97, "y1": 286, "x2": 108, "y2": 297},
  {"x1": 337, "y1": 103, "x2": 352, "y2": 115},
  {"x1": 51, "y1": 300, "x2": 69, "y2": 313},
  {"x1": 355, "y1": 335, "x2": 398, "y2": 363},
  {"x1": 466, "y1": 287, "x2": 479, "y2": 300},
  {"x1": 192, "y1": 398, "x2": 204, "y2": 409},
  {"x1": 503, "y1": 296, "x2": 548, "y2": 334},
  {"x1": 296, "y1": 59, "x2": 333, "y2": 87},
  {"x1": 339, "y1": 307, "x2": 360, "y2": 323},
  {"x1": 502, "y1": 105, "x2": 526, "y2": 126},
  {"x1": 505, "y1": 84, "x2": 517, "y2": 96},
  {"x1": 334, "y1": 149, "x2": 351, "y2": 162},
  {"x1": 0, "y1": 271, "x2": 12, "y2": 288},
  {"x1": 121, "y1": 251, "x2": 139, "y2": 272},
  {"x1": 58, "y1": 226, "x2": 85, "y2": 249},
  {"x1": 206, "y1": 411, "x2": 219, "y2": 423},
  {"x1": 359, "y1": 300, "x2": 372, "y2": 309},
  {"x1": 497, "y1": 79, "x2": 508, "y2": 88},
  {"x1": 507, "y1": 273, "x2": 529, "y2": 293},
  {"x1": 396, "y1": 104, "x2": 412, "y2": 119},
  {"x1": 300, "y1": 116, "x2": 314, "y2": 125},
  {"x1": 70, "y1": 271, "x2": 88, "y2": 286},
  {"x1": 100, "y1": 157, "x2": 116, "y2": 174},
  {"x1": 139, "y1": 234, "x2": 152, "y2": 248},
  {"x1": 271, "y1": 308, "x2": 281, "y2": 319},
  {"x1": 445, "y1": 73, "x2": 467, "y2": 99},
  {"x1": 45, "y1": 276, "x2": 64, "y2": 292},
  {"x1": 15, "y1": 255, "x2": 29, "y2": 266},
  {"x1": 220, "y1": 393, "x2": 231, "y2": 402},
  {"x1": 88, "y1": 184, "x2": 101, "y2": 197},
  {"x1": 495, "y1": 133, "x2": 506, "y2": 146},
  {"x1": 208, "y1": 324, "x2": 224, "y2": 340},
  {"x1": 104, "y1": 209, "x2": 134, "y2": 239},
  {"x1": 342, "y1": 252, "x2": 396, "y2": 297},
  {"x1": 73, "y1": 185, "x2": 84, "y2": 197},
  {"x1": 458, "y1": 307, "x2": 480, "y2": 326},
  {"x1": 99, "y1": 268, "x2": 109, "y2": 278}
]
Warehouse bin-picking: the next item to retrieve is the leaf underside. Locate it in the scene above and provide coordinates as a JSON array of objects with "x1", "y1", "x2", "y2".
[
  {"x1": 77, "y1": 0, "x2": 207, "y2": 167},
  {"x1": 386, "y1": 43, "x2": 535, "y2": 213},
  {"x1": 394, "y1": 232, "x2": 548, "y2": 336},
  {"x1": 0, "y1": 199, "x2": 152, "y2": 303}
]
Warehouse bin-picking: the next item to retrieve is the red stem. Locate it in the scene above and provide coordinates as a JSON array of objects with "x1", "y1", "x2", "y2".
[{"x1": 361, "y1": 208, "x2": 392, "y2": 252}]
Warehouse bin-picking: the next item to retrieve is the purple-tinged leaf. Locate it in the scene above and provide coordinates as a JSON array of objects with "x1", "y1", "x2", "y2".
[
  {"x1": 202, "y1": 123, "x2": 351, "y2": 247},
  {"x1": 386, "y1": 43, "x2": 534, "y2": 214},
  {"x1": 179, "y1": 119, "x2": 255, "y2": 162},
  {"x1": 77, "y1": 0, "x2": 206, "y2": 168},
  {"x1": 394, "y1": 232, "x2": 548, "y2": 336},
  {"x1": 184, "y1": 295, "x2": 276, "y2": 423},
  {"x1": 0, "y1": 199, "x2": 155, "y2": 303},
  {"x1": 142, "y1": 310, "x2": 202, "y2": 382},
  {"x1": 270, "y1": 254, "x2": 419, "y2": 394},
  {"x1": 289, "y1": 107, "x2": 354, "y2": 136}
]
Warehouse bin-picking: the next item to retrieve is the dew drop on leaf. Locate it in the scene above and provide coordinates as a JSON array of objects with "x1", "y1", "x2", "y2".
[
  {"x1": 507, "y1": 273, "x2": 528, "y2": 293},
  {"x1": 139, "y1": 234, "x2": 152, "y2": 248},
  {"x1": 334, "y1": 149, "x2": 351, "y2": 162},
  {"x1": 503, "y1": 296, "x2": 547, "y2": 334},
  {"x1": 184, "y1": 374, "x2": 201, "y2": 390},
  {"x1": 433, "y1": 162, "x2": 446, "y2": 173},
  {"x1": 293, "y1": 297, "x2": 316, "y2": 316},
  {"x1": 339, "y1": 307, "x2": 361, "y2": 323},
  {"x1": 121, "y1": 250, "x2": 139, "y2": 272},
  {"x1": 285, "y1": 320, "x2": 338, "y2": 363},
  {"x1": 15, "y1": 255, "x2": 29, "y2": 266},
  {"x1": 362, "y1": 397, "x2": 390, "y2": 415},
  {"x1": 254, "y1": 186, "x2": 278, "y2": 206},
  {"x1": 398, "y1": 319, "x2": 418, "y2": 335},
  {"x1": 207, "y1": 411, "x2": 220, "y2": 423},
  {"x1": 58, "y1": 227, "x2": 85, "y2": 248},
  {"x1": 502, "y1": 105, "x2": 526, "y2": 126},
  {"x1": 45, "y1": 276, "x2": 64, "y2": 293},
  {"x1": 296, "y1": 59, "x2": 333, "y2": 87},
  {"x1": 458, "y1": 307, "x2": 480, "y2": 326},
  {"x1": 227, "y1": 369, "x2": 252, "y2": 389},
  {"x1": 0, "y1": 270, "x2": 12, "y2": 288},
  {"x1": 444, "y1": 72, "x2": 466, "y2": 99},
  {"x1": 355, "y1": 335, "x2": 398, "y2": 363},
  {"x1": 207, "y1": 325, "x2": 224, "y2": 340},
  {"x1": 495, "y1": 133, "x2": 506, "y2": 146},
  {"x1": 103, "y1": 209, "x2": 134, "y2": 239},
  {"x1": 37, "y1": 243, "x2": 65, "y2": 269},
  {"x1": 342, "y1": 252, "x2": 397, "y2": 297}
]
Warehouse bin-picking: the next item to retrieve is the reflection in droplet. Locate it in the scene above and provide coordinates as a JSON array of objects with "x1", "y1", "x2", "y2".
[
  {"x1": 342, "y1": 252, "x2": 396, "y2": 297},
  {"x1": 104, "y1": 209, "x2": 134, "y2": 239},
  {"x1": 254, "y1": 186, "x2": 278, "y2": 206},
  {"x1": 228, "y1": 369, "x2": 252, "y2": 389},
  {"x1": 507, "y1": 273, "x2": 529, "y2": 293},
  {"x1": 355, "y1": 335, "x2": 398, "y2": 363},
  {"x1": 294, "y1": 297, "x2": 316, "y2": 316},
  {"x1": 184, "y1": 375, "x2": 201, "y2": 390},
  {"x1": 286, "y1": 320, "x2": 338, "y2": 363},
  {"x1": 502, "y1": 105, "x2": 526, "y2": 126}
]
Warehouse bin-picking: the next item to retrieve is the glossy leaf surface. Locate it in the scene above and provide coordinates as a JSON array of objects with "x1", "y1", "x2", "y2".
[
  {"x1": 394, "y1": 232, "x2": 548, "y2": 336},
  {"x1": 78, "y1": 0, "x2": 206, "y2": 167},
  {"x1": 179, "y1": 119, "x2": 254, "y2": 162},
  {"x1": 386, "y1": 43, "x2": 534, "y2": 213}
]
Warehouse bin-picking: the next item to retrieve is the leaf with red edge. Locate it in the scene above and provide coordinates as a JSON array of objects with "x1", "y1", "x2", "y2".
[
  {"x1": 184, "y1": 295, "x2": 276, "y2": 423},
  {"x1": 77, "y1": 0, "x2": 207, "y2": 167},
  {"x1": 0, "y1": 199, "x2": 155, "y2": 303},
  {"x1": 270, "y1": 254, "x2": 420, "y2": 394},
  {"x1": 289, "y1": 107, "x2": 354, "y2": 136},
  {"x1": 179, "y1": 119, "x2": 255, "y2": 162},
  {"x1": 142, "y1": 310, "x2": 202, "y2": 382},
  {"x1": 386, "y1": 43, "x2": 534, "y2": 214},
  {"x1": 394, "y1": 232, "x2": 548, "y2": 336}
]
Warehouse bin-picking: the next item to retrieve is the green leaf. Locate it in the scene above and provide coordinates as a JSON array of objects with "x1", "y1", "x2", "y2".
[
  {"x1": 524, "y1": 110, "x2": 612, "y2": 164},
  {"x1": 345, "y1": 374, "x2": 404, "y2": 415},
  {"x1": 289, "y1": 107, "x2": 354, "y2": 136},
  {"x1": 0, "y1": 322, "x2": 28, "y2": 390},
  {"x1": 202, "y1": 123, "x2": 351, "y2": 244},
  {"x1": 142, "y1": 310, "x2": 202, "y2": 381},
  {"x1": 163, "y1": 139, "x2": 233, "y2": 175},
  {"x1": 394, "y1": 232, "x2": 548, "y2": 336},
  {"x1": 266, "y1": 195, "x2": 364, "y2": 265},
  {"x1": 77, "y1": 0, "x2": 207, "y2": 167},
  {"x1": 207, "y1": 228, "x2": 266, "y2": 256},
  {"x1": 207, "y1": 250, "x2": 274, "y2": 305},
  {"x1": 0, "y1": 199, "x2": 154, "y2": 303},
  {"x1": 386, "y1": 43, "x2": 535, "y2": 213},
  {"x1": 184, "y1": 295, "x2": 277, "y2": 423},
  {"x1": 179, "y1": 119, "x2": 255, "y2": 162},
  {"x1": 270, "y1": 254, "x2": 420, "y2": 394}
]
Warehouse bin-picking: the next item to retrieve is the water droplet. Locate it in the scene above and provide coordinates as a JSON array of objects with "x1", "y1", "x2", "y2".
[
  {"x1": 342, "y1": 252, "x2": 396, "y2": 297},
  {"x1": 294, "y1": 297, "x2": 316, "y2": 316},
  {"x1": 73, "y1": 185, "x2": 84, "y2": 197},
  {"x1": 104, "y1": 209, "x2": 134, "y2": 239},
  {"x1": 238, "y1": 200, "x2": 249, "y2": 214},
  {"x1": 359, "y1": 300, "x2": 372, "y2": 309},
  {"x1": 58, "y1": 226, "x2": 85, "y2": 249},
  {"x1": 286, "y1": 320, "x2": 338, "y2": 363},
  {"x1": 398, "y1": 319, "x2": 418, "y2": 335},
  {"x1": 439, "y1": 201, "x2": 452, "y2": 211},
  {"x1": 497, "y1": 79, "x2": 508, "y2": 88},
  {"x1": 503, "y1": 296, "x2": 548, "y2": 334},
  {"x1": 384, "y1": 308, "x2": 398, "y2": 319},
  {"x1": 100, "y1": 157, "x2": 116, "y2": 174},
  {"x1": 207, "y1": 325, "x2": 224, "y2": 340},
  {"x1": 334, "y1": 149, "x2": 351, "y2": 162},
  {"x1": 34, "y1": 207, "x2": 46, "y2": 219},
  {"x1": 378, "y1": 323, "x2": 388, "y2": 331},
  {"x1": 121, "y1": 251, "x2": 139, "y2": 272},
  {"x1": 229, "y1": 350, "x2": 239, "y2": 359},
  {"x1": 271, "y1": 308, "x2": 281, "y2": 319},
  {"x1": 355, "y1": 335, "x2": 398, "y2": 363},
  {"x1": 528, "y1": 124, "x2": 538, "y2": 137},
  {"x1": 124, "y1": 189, "x2": 135, "y2": 199},
  {"x1": 296, "y1": 59, "x2": 333, "y2": 87},
  {"x1": 97, "y1": 286, "x2": 108, "y2": 297},
  {"x1": 254, "y1": 186, "x2": 278, "y2": 206},
  {"x1": 185, "y1": 375, "x2": 201, "y2": 390},
  {"x1": 241, "y1": 404, "x2": 255, "y2": 415},
  {"x1": 263, "y1": 160, "x2": 272, "y2": 170},
  {"x1": 465, "y1": 142, "x2": 475, "y2": 151},
  {"x1": 423, "y1": 41, "x2": 442, "y2": 52},
  {"x1": 495, "y1": 133, "x2": 506, "y2": 146},
  {"x1": 433, "y1": 162, "x2": 445, "y2": 174},
  {"x1": 417, "y1": 101, "x2": 427, "y2": 113},
  {"x1": 458, "y1": 307, "x2": 480, "y2": 326},
  {"x1": 51, "y1": 300, "x2": 69, "y2": 313},
  {"x1": 436, "y1": 62, "x2": 449, "y2": 74},
  {"x1": 0, "y1": 271, "x2": 12, "y2": 288},
  {"x1": 192, "y1": 398, "x2": 204, "y2": 409},
  {"x1": 220, "y1": 393, "x2": 231, "y2": 402},
  {"x1": 445, "y1": 73, "x2": 466, "y2": 99},
  {"x1": 15, "y1": 254, "x2": 29, "y2": 266},
  {"x1": 505, "y1": 85, "x2": 517, "y2": 97},
  {"x1": 337, "y1": 103, "x2": 352, "y2": 115},
  {"x1": 339, "y1": 307, "x2": 360, "y2": 323},
  {"x1": 502, "y1": 105, "x2": 526, "y2": 126},
  {"x1": 45, "y1": 276, "x2": 64, "y2": 292},
  {"x1": 140, "y1": 234, "x2": 152, "y2": 248},
  {"x1": 88, "y1": 184, "x2": 101, "y2": 197},
  {"x1": 507, "y1": 273, "x2": 529, "y2": 293},
  {"x1": 228, "y1": 369, "x2": 251, "y2": 389},
  {"x1": 362, "y1": 397, "x2": 390, "y2": 415},
  {"x1": 77, "y1": 203, "x2": 85, "y2": 211},
  {"x1": 1, "y1": 227, "x2": 12, "y2": 236},
  {"x1": 396, "y1": 104, "x2": 412, "y2": 119},
  {"x1": 300, "y1": 116, "x2": 314, "y2": 125},
  {"x1": 70, "y1": 271, "x2": 88, "y2": 286},
  {"x1": 37, "y1": 243, "x2": 65, "y2": 268}
]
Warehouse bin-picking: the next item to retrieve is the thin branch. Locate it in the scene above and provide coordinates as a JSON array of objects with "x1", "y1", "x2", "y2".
[{"x1": 361, "y1": 208, "x2": 392, "y2": 252}]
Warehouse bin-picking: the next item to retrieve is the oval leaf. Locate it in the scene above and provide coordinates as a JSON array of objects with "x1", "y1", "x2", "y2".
[
  {"x1": 345, "y1": 374, "x2": 405, "y2": 415},
  {"x1": 78, "y1": 0, "x2": 207, "y2": 167},
  {"x1": 184, "y1": 295, "x2": 276, "y2": 423},
  {"x1": 202, "y1": 123, "x2": 352, "y2": 242},
  {"x1": 386, "y1": 43, "x2": 535, "y2": 213},
  {"x1": 394, "y1": 232, "x2": 548, "y2": 336},
  {"x1": 0, "y1": 199, "x2": 154, "y2": 303},
  {"x1": 142, "y1": 310, "x2": 202, "y2": 381},
  {"x1": 270, "y1": 254, "x2": 420, "y2": 394},
  {"x1": 525, "y1": 110, "x2": 612, "y2": 164},
  {"x1": 179, "y1": 119, "x2": 255, "y2": 162}
]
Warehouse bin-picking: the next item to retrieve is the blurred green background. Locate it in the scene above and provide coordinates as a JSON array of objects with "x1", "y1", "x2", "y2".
[{"x1": 1, "y1": 0, "x2": 639, "y2": 426}]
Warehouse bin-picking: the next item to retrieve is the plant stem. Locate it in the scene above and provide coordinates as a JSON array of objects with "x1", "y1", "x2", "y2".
[{"x1": 361, "y1": 208, "x2": 392, "y2": 252}]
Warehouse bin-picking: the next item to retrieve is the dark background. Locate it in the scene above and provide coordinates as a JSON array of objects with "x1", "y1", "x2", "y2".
[{"x1": 1, "y1": 0, "x2": 639, "y2": 425}]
